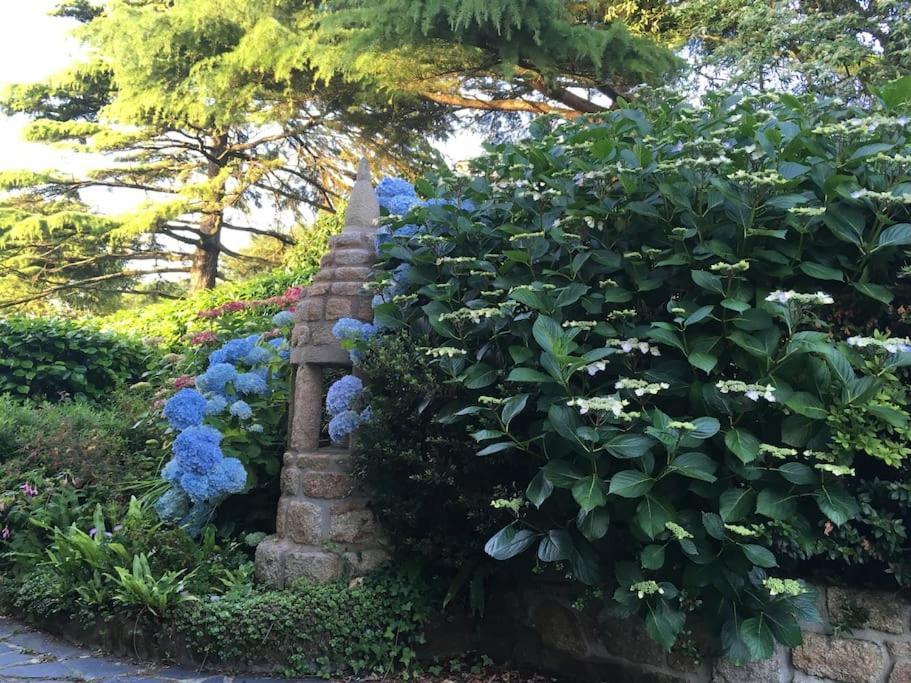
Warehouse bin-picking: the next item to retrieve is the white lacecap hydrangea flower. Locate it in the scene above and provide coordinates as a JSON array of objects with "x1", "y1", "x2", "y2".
[
  {"x1": 614, "y1": 378, "x2": 670, "y2": 396},
  {"x1": 423, "y1": 346, "x2": 467, "y2": 358},
  {"x1": 765, "y1": 290, "x2": 833, "y2": 305},
  {"x1": 847, "y1": 336, "x2": 911, "y2": 353},
  {"x1": 607, "y1": 338, "x2": 661, "y2": 356},
  {"x1": 630, "y1": 580, "x2": 664, "y2": 599},
  {"x1": 567, "y1": 396, "x2": 629, "y2": 417},
  {"x1": 715, "y1": 380, "x2": 776, "y2": 402}
]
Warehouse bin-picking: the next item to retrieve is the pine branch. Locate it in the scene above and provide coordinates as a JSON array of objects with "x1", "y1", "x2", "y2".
[{"x1": 221, "y1": 222, "x2": 296, "y2": 245}]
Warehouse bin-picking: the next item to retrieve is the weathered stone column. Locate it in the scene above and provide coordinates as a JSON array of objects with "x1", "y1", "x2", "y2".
[{"x1": 255, "y1": 159, "x2": 388, "y2": 587}]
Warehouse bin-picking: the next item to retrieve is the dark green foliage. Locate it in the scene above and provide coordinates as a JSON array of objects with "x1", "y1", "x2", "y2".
[
  {"x1": 171, "y1": 569, "x2": 433, "y2": 678},
  {"x1": 0, "y1": 317, "x2": 150, "y2": 401},
  {"x1": 356, "y1": 332, "x2": 536, "y2": 571},
  {"x1": 371, "y1": 88, "x2": 911, "y2": 659}
]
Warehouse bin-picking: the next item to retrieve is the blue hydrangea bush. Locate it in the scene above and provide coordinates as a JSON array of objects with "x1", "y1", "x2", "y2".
[
  {"x1": 360, "y1": 90, "x2": 911, "y2": 661},
  {"x1": 156, "y1": 313, "x2": 294, "y2": 533}
]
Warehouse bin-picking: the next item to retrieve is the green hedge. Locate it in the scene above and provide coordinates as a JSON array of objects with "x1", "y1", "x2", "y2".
[
  {"x1": 370, "y1": 88, "x2": 911, "y2": 661},
  {"x1": 0, "y1": 317, "x2": 150, "y2": 401}
]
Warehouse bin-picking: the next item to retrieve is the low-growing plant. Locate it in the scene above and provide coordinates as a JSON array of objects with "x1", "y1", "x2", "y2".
[
  {"x1": 0, "y1": 316, "x2": 150, "y2": 401},
  {"x1": 366, "y1": 88, "x2": 911, "y2": 660}
]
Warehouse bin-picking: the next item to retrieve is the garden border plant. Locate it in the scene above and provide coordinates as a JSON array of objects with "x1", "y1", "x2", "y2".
[{"x1": 357, "y1": 85, "x2": 911, "y2": 661}]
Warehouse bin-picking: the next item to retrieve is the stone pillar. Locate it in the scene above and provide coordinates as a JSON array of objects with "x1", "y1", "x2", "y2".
[{"x1": 255, "y1": 159, "x2": 388, "y2": 587}]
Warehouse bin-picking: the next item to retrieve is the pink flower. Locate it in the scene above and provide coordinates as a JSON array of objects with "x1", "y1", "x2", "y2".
[
  {"x1": 19, "y1": 483, "x2": 37, "y2": 497},
  {"x1": 1, "y1": 527, "x2": 10, "y2": 541},
  {"x1": 262, "y1": 328, "x2": 284, "y2": 340},
  {"x1": 189, "y1": 331, "x2": 219, "y2": 346},
  {"x1": 174, "y1": 375, "x2": 196, "y2": 389}
]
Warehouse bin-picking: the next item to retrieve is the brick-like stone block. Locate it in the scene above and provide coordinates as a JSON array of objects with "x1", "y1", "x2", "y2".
[
  {"x1": 712, "y1": 646, "x2": 786, "y2": 683},
  {"x1": 280, "y1": 467, "x2": 300, "y2": 495},
  {"x1": 333, "y1": 248, "x2": 373, "y2": 266},
  {"x1": 598, "y1": 615, "x2": 666, "y2": 666},
  {"x1": 530, "y1": 599, "x2": 589, "y2": 657},
  {"x1": 328, "y1": 502, "x2": 379, "y2": 544},
  {"x1": 792, "y1": 632, "x2": 886, "y2": 683},
  {"x1": 299, "y1": 297, "x2": 325, "y2": 321},
  {"x1": 313, "y1": 268, "x2": 334, "y2": 282},
  {"x1": 324, "y1": 296, "x2": 354, "y2": 320},
  {"x1": 330, "y1": 281, "x2": 366, "y2": 295},
  {"x1": 330, "y1": 232, "x2": 371, "y2": 249},
  {"x1": 828, "y1": 586, "x2": 906, "y2": 634},
  {"x1": 892, "y1": 660, "x2": 911, "y2": 683},
  {"x1": 889, "y1": 642, "x2": 911, "y2": 659},
  {"x1": 288, "y1": 450, "x2": 351, "y2": 472},
  {"x1": 305, "y1": 282, "x2": 330, "y2": 296},
  {"x1": 254, "y1": 536, "x2": 287, "y2": 587},
  {"x1": 281, "y1": 500, "x2": 323, "y2": 545},
  {"x1": 355, "y1": 298, "x2": 375, "y2": 320},
  {"x1": 285, "y1": 549, "x2": 342, "y2": 584},
  {"x1": 343, "y1": 548, "x2": 389, "y2": 575},
  {"x1": 334, "y1": 266, "x2": 372, "y2": 281},
  {"x1": 301, "y1": 471, "x2": 353, "y2": 499},
  {"x1": 320, "y1": 253, "x2": 334, "y2": 268},
  {"x1": 291, "y1": 323, "x2": 310, "y2": 347}
]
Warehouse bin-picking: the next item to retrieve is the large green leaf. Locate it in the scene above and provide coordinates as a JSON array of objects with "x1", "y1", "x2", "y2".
[
  {"x1": 573, "y1": 475, "x2": 607, "y2": 511},
  {"x1": 740, "y1": 616, "x2": 775, "y2": 660},
  {"x1": 692, "y1": 269, "x2": 725, "y2": 295},
  {"x1": 542, "y1": 459, "x2": 585, "y2": 488},
  {"x1": 609, "y1": 470, "x2": 654, "y2": 498},
  {"x1": 719, "y1": 488, "x2": 756, "y2": 522},
  {"x1": 742, "y1": 544, "x2": 777, "y2": 568},
  {"x1": 645, "y1": 600, "x2": 685, "y2": 651},
  {"x1": 724, "y1": 428, "x2": 760, "y2": 463},
  {"x1": 669, "y1": 452, "x2": 718, "y2": 482},
  {"x1": 635, "y1": 496, "x2": 673, "y2": 539},
  {"x1": 484, "y1": 525, "x2": 536, "y2": 560},
  {"x1": 815, "y1": 483, "x2": 860, "y2": 526},
  {"x1": 605, "y1": 433, "x2": 657, "y2": 459},
  {"x1": 532, "y1": 315, "x2": 566, "y2": 354}
]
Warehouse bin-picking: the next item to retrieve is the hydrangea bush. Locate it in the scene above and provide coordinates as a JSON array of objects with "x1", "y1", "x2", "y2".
[
  {"x1": 366, "y1": 91, "x2": 911, "y2": 660},
  {"x1": 155, "y1": 312, "x2": 294, "y2": 534}
]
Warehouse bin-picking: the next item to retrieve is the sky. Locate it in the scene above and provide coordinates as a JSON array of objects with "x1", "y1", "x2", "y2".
[{"x1": 0, "y1": 1, "x2": 86, "y2": 173}]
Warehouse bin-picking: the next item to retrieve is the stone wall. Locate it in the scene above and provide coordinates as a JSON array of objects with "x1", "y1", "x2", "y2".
[
  {"x1": 255, "y1": 159, "x2": 388, "y2": 588},
  {"x1": 474, "y1": 581, "x2": 911, "y2": 683}
]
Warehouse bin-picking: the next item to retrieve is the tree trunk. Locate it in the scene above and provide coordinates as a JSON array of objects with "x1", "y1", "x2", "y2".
[{"x1": 189, "y1": 132, "x2": 228, "y2": 292}]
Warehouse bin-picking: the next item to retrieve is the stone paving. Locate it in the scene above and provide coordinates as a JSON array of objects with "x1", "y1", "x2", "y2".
[{"x1": 0, "y1": 616, "x2": 324, "y2": 683}]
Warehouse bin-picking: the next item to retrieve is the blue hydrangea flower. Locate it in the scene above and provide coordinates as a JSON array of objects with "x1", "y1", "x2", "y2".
[
  {"x1": 172, "y1": 425, "x2": 223, "y2": 474},
  {"x1": 268, "y1": 337, "x2": 290, "y2": 360},
  {"x1": 210, "y1": 457, "x2": 247, "y2": 494},
  {"x1": 229, "y1": 400, "x2": 253, "y2": 420},
  {"x1": 154, "y1": 487, "x2": 190, "y2": 523},
  {"x1": 244, "y1": 346, "x2": 272, "y2": 366},
  {"x1": 332, "y1": 318, "x2": 377, "y2": 343},
  {"x1": 179, "y1": 471, "x2": 214, "y2": 504},
  {"x1": 326, "y1": 375, "x2": 363, "y2": 416},
  {"x1": 385, "y1": 193, "x2": 419, "y2": 215},
  {"x1": 248, "y1": 424, "x2": 264, "y2": 433},
  {"x1": 205, "y1": 395, "x2": 228, "y2": 415},
  {"x1": 393, "y1": 224, "x2": 421, "y2": 238},
  {"x1": 376, "y1": 177, "x2": 416, "y2": 208},
  {"x1": 422, "y1": 197, "x2": 477, "y2": 212},
  {"x1": 328, "y1": 409, "x2": 361, "y2": 444},
  {"x1": 235, "y1": 372, "x2": 269, "y2": 396},
  {"x1": 374, "y1": 226, "x2": 392, "y2": 253},
  {"x1": 360, "y1": 406, "x2": 374, "y2": 423},
  {"x1": 162, "y1": 388, "x2": 207, "y2": 430},
  {"x1": 272, "y1": 310, "x2": 295, "y2": 327},
  {"x1": 196, "y1": 363, "x2": 237, "y2": 395},
  {"x1": 162, "y1": 459, "x2": 181, "y2": 485},
  {"x1": 209, "y1": 335, "x2": 261, "y2": 366}
]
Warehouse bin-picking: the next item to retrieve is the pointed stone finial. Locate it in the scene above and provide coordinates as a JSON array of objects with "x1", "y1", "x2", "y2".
[{"x1": 343, "y1": 158, "x2": 380, "y2": 232}]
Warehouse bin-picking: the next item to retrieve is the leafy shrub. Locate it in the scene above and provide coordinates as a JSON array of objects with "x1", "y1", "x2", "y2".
[
  {"x1": 99, "y1": 265, "x2": 315, "y2": 348},
  {"x1": 0, "y1": 316, "x2": 150, "y2": 401},
  {"x1": 153, "y1": 319, "x2": 294, "y2": 536},
  {"x1": 369, "y1": 91, "x2": 911, "y2": 660},
  {"x1": 355, "y1": 331, "x2": 537, "y2": 573},
  {"x1": 173, "y1": 569, "x2": 433, "y2": 678}
]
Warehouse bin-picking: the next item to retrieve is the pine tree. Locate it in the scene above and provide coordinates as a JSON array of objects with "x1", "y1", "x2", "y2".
[
  {"x1": 0, "y1": 0, "x2": 442, "y2": 308},
  {"x1": 304, "y1": 0, "x2": 680, "y2": 118},
  {"x1": 673, "y1": 0, "x2": 911, "y2": 98}
]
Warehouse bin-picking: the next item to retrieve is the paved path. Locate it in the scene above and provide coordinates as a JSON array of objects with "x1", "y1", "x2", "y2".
[{"x1": 0, "y1": 616, "x2": 324, "y2": 682}]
